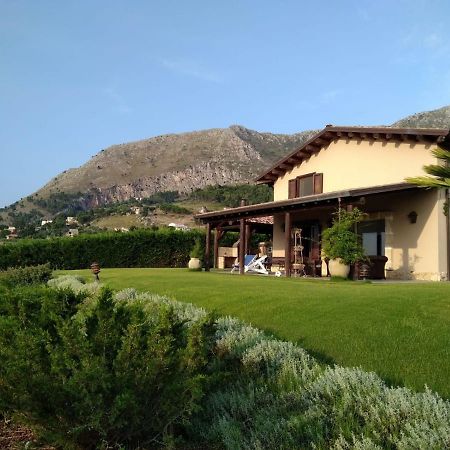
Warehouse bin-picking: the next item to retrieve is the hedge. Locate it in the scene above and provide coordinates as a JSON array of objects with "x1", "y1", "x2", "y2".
[
  {"x1": 0, "y1": 229, "x2": 203, "y2": 270},
  {"x1": 0, "y1": 230, "x2": 271, "y2": 270}
]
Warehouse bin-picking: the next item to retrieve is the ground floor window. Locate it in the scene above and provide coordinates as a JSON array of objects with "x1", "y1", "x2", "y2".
[{"x1": 359, "y1": 219, "x2": 385, "y2": 256}]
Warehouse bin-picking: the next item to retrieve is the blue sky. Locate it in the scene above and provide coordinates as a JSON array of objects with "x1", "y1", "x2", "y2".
[{"x1": 1, "y1": 0, "x2": 450, "y2": 208}]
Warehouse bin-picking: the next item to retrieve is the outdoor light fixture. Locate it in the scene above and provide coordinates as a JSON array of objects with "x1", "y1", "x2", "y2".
[{"x1": 408, "y1": 211, "x2": 418, "y2": 224}]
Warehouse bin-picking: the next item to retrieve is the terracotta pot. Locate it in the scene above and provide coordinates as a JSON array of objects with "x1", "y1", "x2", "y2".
[
  {"x1": 328, "y1": 258, "x2": 350, "y2": 278},
  {"x1": 188, "y1": 257, "x2": 202, "y2": 270}
]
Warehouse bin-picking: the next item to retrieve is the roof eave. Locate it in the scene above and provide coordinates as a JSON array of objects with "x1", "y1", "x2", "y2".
[{"x1": 255, "y1": 126, "x2": 450, "y2": 184}]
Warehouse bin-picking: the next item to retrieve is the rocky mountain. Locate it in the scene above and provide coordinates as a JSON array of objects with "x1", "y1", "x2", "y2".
[
  {"x1": 34, "y1": 126, "x2": 317, "y2": 208},
  {"x1": 6, "y1": 104, "x2": 450, "y2": 215}
]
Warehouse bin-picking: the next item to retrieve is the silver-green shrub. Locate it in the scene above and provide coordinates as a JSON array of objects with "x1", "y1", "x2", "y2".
[
  {"x1": 242, "y1": 339, "x2": 321, "y2": 382},
  {"x1": 215, "y1": 316, "x2": 266, "y2": 358},
  {"x1": 48, "y1": 275, "x2": 101, "y2": 296},
  {"x1": 331, "y1": 434, "x2": 384, "y2": 450}
]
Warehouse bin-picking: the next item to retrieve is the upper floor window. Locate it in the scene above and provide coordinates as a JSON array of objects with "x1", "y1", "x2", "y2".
[{"x1": 288, "y1": 172, "x2": 323, "y2": 199}]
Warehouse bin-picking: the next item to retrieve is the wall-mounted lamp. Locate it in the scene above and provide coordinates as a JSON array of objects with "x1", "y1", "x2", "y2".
[{"x1": 408, "y1": 211, "x2": 418, "y2": 224}]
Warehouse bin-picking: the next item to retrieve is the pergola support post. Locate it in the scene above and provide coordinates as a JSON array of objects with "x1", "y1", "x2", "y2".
[
  {"x1": 284, "y1": 211, "x2": 292, "y2": 277},
  {"x1": 245, "y1": 223, "x2": 251, "y2": 255},
  {"x1": 239, "y1": 218, "x2": 246, "y2": 274},
  {"x1": 205, "y1": 222, "x2": 211, "y2": 271},
  {"x1": 213, "y1": 226, "x2": 222, "y2": 269}
]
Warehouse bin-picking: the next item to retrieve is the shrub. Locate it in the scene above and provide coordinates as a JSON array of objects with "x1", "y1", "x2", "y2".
[
  {"x1": 159, "y1": 203, "x2": 191, "y2": 214},
  {"x1": 0, "y1": 283, "x2": 216, "y2": 448},
  {"x1": 190, "y1": 237, "x2": 204, "y2": 261},
  {"x1": 0, "y1": 263, "x2": 52, "y2": 287},
  {"x1": 48, "y1": 274, "x2": 101, "y2": 296},
  {"x1": 322, "y1": 208, "x2": 366, "y2": 265}
]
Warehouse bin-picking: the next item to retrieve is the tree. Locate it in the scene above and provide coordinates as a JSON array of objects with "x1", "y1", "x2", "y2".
[{"x1": 406, "y1": 147, "x2": 450, "y2": 188}]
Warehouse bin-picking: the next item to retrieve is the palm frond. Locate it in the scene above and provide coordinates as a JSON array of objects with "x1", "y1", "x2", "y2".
[
  {"x1": 431, "y1": 147, "x2": 450, "y2": 162},
  {"x1": 405, "y1": 176, "x2": 450, "y2": 188},
  {"x1": 422, "y1": 164, "x2": 450, "y2": 178}
]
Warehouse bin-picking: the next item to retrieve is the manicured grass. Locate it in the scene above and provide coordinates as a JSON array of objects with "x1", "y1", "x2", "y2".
[{"x1": 60, "y1": 268, "x2": 450, "y2": 398}]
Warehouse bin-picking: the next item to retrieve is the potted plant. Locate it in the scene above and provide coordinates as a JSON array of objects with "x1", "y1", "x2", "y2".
[
  {"x1": 321, "y1": 208, "x2": 366, "y2": 278},
  {"x1": 188, "y1": 238, "x2": 203, "y2": 270}
]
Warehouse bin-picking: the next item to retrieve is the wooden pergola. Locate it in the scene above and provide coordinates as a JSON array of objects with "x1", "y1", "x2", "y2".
[{"x1": 195, "y1": 183, "x2": 421, "y2": 276}]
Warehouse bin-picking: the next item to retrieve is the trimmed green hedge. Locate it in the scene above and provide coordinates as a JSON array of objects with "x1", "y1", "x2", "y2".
[{"x1": 0, "y1": 229, "x2": 204, "y2": 270}]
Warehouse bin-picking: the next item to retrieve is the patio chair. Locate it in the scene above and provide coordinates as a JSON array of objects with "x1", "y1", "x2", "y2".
[
  {"x1": 246, "y1": 254, "x2": 269, "y2": 275},
  {"x1": 231, "y1": 254, "x2": 257, "y2": 273}
]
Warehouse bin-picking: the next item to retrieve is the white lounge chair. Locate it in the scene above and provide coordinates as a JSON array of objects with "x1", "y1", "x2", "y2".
[
  {"x1": 231, "y1": 254, "x2": 269, "y2": 275},
  {"x1": 246, "y1": 254, "x2": 269, "y2": 275},
  {"x1": 231, "y1": 254, "x2": 257, "y2": 273}
]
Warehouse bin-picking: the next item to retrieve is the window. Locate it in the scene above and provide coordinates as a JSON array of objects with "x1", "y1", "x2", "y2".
[
  {"x1": 298, "y1": 175, "x2": 314, "y2": 196},
  {"x1": 358, "y1": 220, "x2": 385, "y2": 256},
  {"x1": 288, "y1": 173, "x2": 323, "y2": 199}
]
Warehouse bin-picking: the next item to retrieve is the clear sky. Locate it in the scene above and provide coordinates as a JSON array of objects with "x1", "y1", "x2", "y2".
[{"x1": 1, "y1": 0, "x2": 450, "y2": 207}]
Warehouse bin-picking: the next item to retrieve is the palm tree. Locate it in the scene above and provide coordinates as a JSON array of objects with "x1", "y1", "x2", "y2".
[{"x1": 406, "y1": 148, "x2": 450, "y2": 188}]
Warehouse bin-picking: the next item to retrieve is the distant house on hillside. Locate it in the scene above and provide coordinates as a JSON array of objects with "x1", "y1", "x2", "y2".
[
  {"x1": 196, "y1": 125, "x2": 450, "y2": 281},
  {"x1": 6, "y1": 226, "x2": 18, "y2": 240},
  {"x1": 66, "y1": 217, "x2": 78, "y2": 226},
  {"x1": 41, "y1": 220, "x2": 53, "y2": 226},
  {"x1": 168, "y1": 222, "x2": 190, "y2": 231}
]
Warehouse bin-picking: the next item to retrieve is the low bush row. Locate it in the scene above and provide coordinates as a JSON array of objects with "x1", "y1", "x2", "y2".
[{"x1": 2, "y1": 276, "x2": 448, "y2": 449}]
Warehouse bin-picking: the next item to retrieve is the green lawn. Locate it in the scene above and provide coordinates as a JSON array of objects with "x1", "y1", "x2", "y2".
[{"x1": 60, "y1": 268, "x2": 450, "y2": 398}]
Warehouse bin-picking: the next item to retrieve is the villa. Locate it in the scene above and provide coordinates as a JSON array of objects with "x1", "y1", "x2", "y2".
[{"x1": 196, "y1": 125, "x2": 450, "y2": 281}]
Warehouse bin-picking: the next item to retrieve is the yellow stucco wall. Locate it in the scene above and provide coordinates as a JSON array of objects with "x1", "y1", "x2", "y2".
[
  {"x1": 274, "y1": 138, "x2": 436, "y2": 201},
  {"x1": 379, "y1": 190, "x2": 446, "y2": 281}
]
